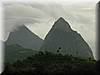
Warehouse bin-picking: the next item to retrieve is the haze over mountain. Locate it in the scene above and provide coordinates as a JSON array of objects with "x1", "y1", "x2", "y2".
[
  {"x1": 40, "y1": 17, "x2": 94, "y2": 59},
  {"x1": 6, "y1": 25, "x2": 43, "y2": 50}
]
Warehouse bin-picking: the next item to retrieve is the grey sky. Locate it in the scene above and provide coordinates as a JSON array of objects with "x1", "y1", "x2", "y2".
[{"x1": 3, "y1": 1, "x2": 98, "y2": 59}]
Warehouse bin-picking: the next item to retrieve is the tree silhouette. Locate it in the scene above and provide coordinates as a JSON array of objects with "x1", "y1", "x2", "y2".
[{"x1": 57, "y1": 47, "x2": 61, "y2": 53}]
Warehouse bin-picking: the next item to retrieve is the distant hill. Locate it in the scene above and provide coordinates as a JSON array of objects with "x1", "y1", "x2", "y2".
[
  {"x1": 5, "y1": 44, "x2": 38, "y2": 63},
  {"x1": 6, "y1": 25, "x2": 43, "y2": 50},
  {"x1": 40, "y1": 17, "x2": 94, "y2": 59}
]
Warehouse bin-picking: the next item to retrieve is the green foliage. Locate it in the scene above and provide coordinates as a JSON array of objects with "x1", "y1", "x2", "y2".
[{"x1": 2, "y1": 51, "x2": 98, "y2": 75}]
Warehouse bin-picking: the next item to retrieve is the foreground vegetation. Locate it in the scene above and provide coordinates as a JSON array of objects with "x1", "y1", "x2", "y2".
[{"x1": 1, "y1": 51, "x2": 100, "y2": 75}]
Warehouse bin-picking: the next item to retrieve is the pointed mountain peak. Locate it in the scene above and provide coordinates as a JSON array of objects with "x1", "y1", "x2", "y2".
[
  {"x1": 40, "y1": 17, "x2": 94, "y2": 59},
  {"x1": 56, "y1": 17, "x2": 69, "y2": 23},
  {"x1": 16, "y1": 25, "x2": 28, "y2": 31},
  {"x1": 6, "y1": 25, "x2": 43, "y2": 50},
  {"x1": 57, "y1": 17, "x2": 66, "y2": 22},
  {"x1": 52, "y1": 17, "x2": 72, "y2": 32}
]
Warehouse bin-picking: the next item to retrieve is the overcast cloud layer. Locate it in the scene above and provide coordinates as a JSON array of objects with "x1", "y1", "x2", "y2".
[{"x1": 3, "y1": 1, "x2": 97, "y2": 59}]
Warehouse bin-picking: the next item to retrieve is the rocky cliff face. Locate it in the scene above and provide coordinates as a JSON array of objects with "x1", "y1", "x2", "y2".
[{"x1": 40, "y1": 17, "x2": 94, "y2": 59}]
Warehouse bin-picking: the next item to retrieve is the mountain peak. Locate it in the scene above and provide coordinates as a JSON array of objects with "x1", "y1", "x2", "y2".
[
  {"x1": 40, "y1": 17, "x2": 94, "y2": 59},
  {"x1": 52, "y1": 17, "x2": 72, "y2": 32},
  {"x1": 56, "y1": 17, "x2": 68, "y2": 23},
  {"x1": 16, "y1": 25, "x2": 28, "y2": 31},
  {"x1": 6, "y1": 25, "x2": 43, "y2": 50},
  {"x1": 57, "y1": 17, "x2": 66, "y2": 22}
]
